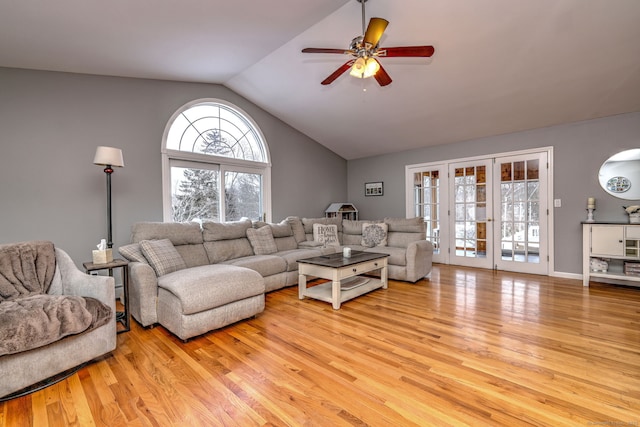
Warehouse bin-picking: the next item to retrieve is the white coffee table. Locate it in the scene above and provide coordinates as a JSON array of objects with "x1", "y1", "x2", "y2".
[{"x1": 297, "y1": 251, "x2": 388, "y2": 309}]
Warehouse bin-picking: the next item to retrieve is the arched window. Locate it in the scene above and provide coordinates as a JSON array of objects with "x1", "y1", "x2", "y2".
[{"x1": 162, "y1": 99, "x2": 271, "y2": 223}]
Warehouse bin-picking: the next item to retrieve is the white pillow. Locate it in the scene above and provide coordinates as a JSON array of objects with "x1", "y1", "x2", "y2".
[
  {"x1": 361, "y1": 223, "x2": 388, "y2": 247},
  {"x1": 312, "y1": 223, "x2": 340, "y2": 247}
]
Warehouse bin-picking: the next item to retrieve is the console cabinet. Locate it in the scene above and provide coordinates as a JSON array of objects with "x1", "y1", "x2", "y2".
[{"x1": 582, "y1": 222, "x2": 640, "y2": 287}]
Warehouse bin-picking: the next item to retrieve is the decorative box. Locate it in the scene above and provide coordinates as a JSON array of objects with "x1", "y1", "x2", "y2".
[
  {"x1": 630, "y1": 213, "x2": 640, "y2": 224},
  {"x1": 92, "y1": 249, "x2": 113, "y2": 264}
]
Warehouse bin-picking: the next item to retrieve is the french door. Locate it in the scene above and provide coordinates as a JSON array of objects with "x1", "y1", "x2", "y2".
[
  {"x1": 449, "y1": 159, "x2": 494, "y2": 269},
  {"x1": 407, "y1": 149, "x2": 550, "y2": 275},
  {"x1": 494, "y1": 152, "x2": 548, "y2": 275}
]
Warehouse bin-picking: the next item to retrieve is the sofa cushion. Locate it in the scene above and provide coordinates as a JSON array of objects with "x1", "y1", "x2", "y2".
[
  {"x1": 118, "y1": 243, "x2": 147, "y2": 264},
  {"x1": 247, "y1": 226, "x2": 278, "y2": 255},
  {"x1": 384, "y1": 217, "x2": 425, "y2": 233},
  {"x1": 364, "y1": 246, "x2": 407, "y2": 266},
  {"x1": 342, "y1": 219, "x2": 381, "y2": 235},
  {"x1": 270, "y1": 221, "x2": 294, "y2": 237},
  {"x1": 140, "y1": 239, "x2": 187, "y2": 276},
  {"x1": 275, "y1": 236, "x2": 298, "y2": 252},
  {"x1": 284, "y1": 216, "x2": 306, "y2": 243},
  {"x1": 202, "y1": 219, "x2": 252, "y2": 241},
  {"x1": 173, "y1": 244, "x2": 210, "y2": 268},
  {"x1": 313, "y1": 223, "x2": 340, "y2": 247},
  {"x1": 362, "y1": 223, "x2": 388, "y2": 247},
  {"x1": 302, "y1": 217, "x2": 342, "y2": 234},
  {"x1": 131, "y1": 221, "x2": 204, "y2": 245},
  {"x1": 204, "y1": 240, "x2": 254, "y2": 264},
  {"x1": 387, "y1": 232, "x2": 425, "y2": 249},
  {"x1": 157, "y1": 264, "x2": 264, "y2": 316},
  {"x1": 276, "y1": 249, "x2": 323, "y2": 272},
  {"x1": 225, "y1": 255, "x2": 287, "y2": 277}
]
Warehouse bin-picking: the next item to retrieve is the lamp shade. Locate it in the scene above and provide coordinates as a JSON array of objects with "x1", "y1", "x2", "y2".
[{"x1": 93, "y1": 146, "x2": 124, "y2": 167}]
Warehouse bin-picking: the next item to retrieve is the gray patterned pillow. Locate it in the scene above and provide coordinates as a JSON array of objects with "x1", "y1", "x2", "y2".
[
  {"x1": 247, "y1": 225, "x2": 278, "y2": 255},
  {"x1": 118, "y1": 243, "x2": 147, "y2": 264},
  {"x1": 139, "y1": 239, "x2": 186, "y2": 276},
  {"x1": 361, "y1": 223, "x2": 388, "y2": 247}
]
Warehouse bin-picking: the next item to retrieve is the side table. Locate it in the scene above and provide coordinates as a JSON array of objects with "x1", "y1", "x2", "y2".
[{"x1": 83, "y1": 258, "x2": 130, "y2": 333}]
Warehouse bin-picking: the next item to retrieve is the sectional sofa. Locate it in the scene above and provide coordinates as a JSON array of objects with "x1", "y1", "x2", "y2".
[{"x1": 118, "y1": 216, "x2": 433, "y2": 340}]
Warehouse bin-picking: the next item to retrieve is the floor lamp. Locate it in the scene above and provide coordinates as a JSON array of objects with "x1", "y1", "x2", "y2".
[{"x1": 93, "y1": 146, "x2": 124, "y2": 249}]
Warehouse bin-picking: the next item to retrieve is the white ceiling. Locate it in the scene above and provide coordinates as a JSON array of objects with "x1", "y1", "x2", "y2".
[{"x1": 1, "y1": 0, "x2": 639, "y2": 160}]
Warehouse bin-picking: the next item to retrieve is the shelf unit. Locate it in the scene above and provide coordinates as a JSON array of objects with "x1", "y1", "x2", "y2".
[{"x1": 582, "y1": 222, "x2": 640, "y2": 287}]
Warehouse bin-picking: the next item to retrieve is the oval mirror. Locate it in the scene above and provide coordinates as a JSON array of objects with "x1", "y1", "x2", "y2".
[{"x1": 598, "y1": 149, "x2": 640, "y2": 200}]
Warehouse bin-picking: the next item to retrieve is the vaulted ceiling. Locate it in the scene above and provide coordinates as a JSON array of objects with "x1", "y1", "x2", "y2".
[{"x1": 1, "y1": 0, "x2": 639, "y2": 159}]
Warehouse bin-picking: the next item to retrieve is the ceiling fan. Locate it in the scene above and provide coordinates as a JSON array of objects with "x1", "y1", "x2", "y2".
[{"x1": 302, "y1": 0, "x2": 435, "y2": 86}]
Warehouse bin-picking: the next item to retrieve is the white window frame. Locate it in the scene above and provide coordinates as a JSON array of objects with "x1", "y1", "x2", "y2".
[{"x1": 161, "y1": 98, "x2": 272, "y2": 222}]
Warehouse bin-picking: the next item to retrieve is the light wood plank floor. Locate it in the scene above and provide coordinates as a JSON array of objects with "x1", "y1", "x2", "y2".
[{"x1": 2, "y1": 265, "x2": 639, "y2": 426}]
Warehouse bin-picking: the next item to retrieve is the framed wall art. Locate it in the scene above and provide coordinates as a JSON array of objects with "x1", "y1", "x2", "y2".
[{"x1": 365, "y1": 181, "x2": 384, "y2": 196}]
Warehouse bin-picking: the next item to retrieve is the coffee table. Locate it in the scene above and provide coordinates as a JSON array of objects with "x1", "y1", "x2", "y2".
[{"x1": 297, "y1": 251, "x2": 389, "y2": 309}]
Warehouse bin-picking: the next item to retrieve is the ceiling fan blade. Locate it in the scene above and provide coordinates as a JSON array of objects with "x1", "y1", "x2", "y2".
[
  {"x1": 373, "y1": 60, "x2": 392, "y2": 87},
  {"x1": 302, "y1": 48, "x2": 351, "y2": 54},
  {"x1": 321, "y1": 60, "x2": 355, "y2": 85},
  {"x1": 363, "y1": 17, "x2": 389, "y2": 47},
  {"x1": 378, "y1": 46, "x2": 435, "y2": 57}
]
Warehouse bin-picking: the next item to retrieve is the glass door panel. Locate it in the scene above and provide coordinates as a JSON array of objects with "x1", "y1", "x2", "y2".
[
  {"x1": 413, "y1": 170, "x2": 441, "y2": 255},
  {"x1": 407, "y1": 164, "x2": 447, "y2": 263},
  {"x1": 449, "y1": 160, "x2": 493, "y2": 269},
  {"x1": 494, "y1": 153, "x2": 548, "y2": 274}
]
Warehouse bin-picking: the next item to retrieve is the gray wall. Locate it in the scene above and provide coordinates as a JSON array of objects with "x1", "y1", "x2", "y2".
[
  {"x1": 0, "y1": 67, "x2": 347, "y2": 266},
  {"x1": 347, "y1": 112, "x2": 640, "y2": 275}
]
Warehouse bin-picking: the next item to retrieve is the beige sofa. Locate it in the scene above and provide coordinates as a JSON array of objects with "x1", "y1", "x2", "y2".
[{"x1": 119, "y1": 217, "x2": 433, "y2": 340}]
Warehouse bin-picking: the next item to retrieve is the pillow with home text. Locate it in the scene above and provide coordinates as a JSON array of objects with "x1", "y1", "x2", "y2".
[{"x1": 312, "y1": 223, "x2": 340, "y2": 247}]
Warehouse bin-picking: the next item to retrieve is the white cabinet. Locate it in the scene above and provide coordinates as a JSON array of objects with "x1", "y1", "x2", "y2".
[{"x1": 583, "y1": 223, "x2": 640, "y2": 287}]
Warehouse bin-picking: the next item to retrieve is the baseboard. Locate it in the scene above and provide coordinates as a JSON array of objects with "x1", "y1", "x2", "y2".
[{"x1": 550, "y1": 271, "x2": 582, "y2": 280}]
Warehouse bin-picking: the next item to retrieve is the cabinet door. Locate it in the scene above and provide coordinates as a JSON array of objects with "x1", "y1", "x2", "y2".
[{"x1": 591, "y1": 225, "x2": 624, "y2": 257}]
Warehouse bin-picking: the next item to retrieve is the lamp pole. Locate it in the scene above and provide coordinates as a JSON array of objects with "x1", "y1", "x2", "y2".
[{"x1": 104, "y1": 165, "x2": 114, "y2": 249}]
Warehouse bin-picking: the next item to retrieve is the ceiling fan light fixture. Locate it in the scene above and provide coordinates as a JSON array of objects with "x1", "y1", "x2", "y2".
[
  {"x1": 349, "y1": 57, "x2": 367, "y2": 78},
  {"x1": 363, "y1": 57, "x2": 380, "y2": 77},
  {"x1": 349, "y1": 57, "x2": 379, "y2": 79}
]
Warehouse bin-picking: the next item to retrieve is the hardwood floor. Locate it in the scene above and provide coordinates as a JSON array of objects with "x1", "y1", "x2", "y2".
[{"x1": 2, "y1": 265, "x2": 639, "y2": 426}]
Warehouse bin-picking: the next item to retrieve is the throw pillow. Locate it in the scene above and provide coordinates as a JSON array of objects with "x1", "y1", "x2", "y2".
[
  {"x1": 139, "y1": 239, "x2": 187, "y2": 276},
  {"x1": 361, "y1": 223, "x2": 388, "y2": 248},
  {"x1": 118, "y1": 243, "x2": 147, "y2": 264},
  {"x1": 246, "y1": 225, "x2": 278, "y2": 255},
  {"x1": 312, "y1": 223, "x2": 340, "y2": 247}
]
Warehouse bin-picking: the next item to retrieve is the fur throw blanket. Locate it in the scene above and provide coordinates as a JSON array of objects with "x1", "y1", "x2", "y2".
[
  {"x1": 0, "y1": 241, "x2": 112, "y2": 356},
  {"x1": 0, "y1": 241, "x2": 56, "y2": 301},
  {"x1": 0, "y1": 294, "x2": 111, "y2": 356}
]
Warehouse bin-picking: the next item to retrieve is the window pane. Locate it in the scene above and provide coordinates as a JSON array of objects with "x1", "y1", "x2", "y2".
[
  {"x1": 224, "y1": 171, "x2": 262, "y2": 221},
  {"x1": 166, "y1": 103, "x2": 266, "y2": 162},
  {"x1": 171, "y1": 166, "x2": 220, "y2": 222}
]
